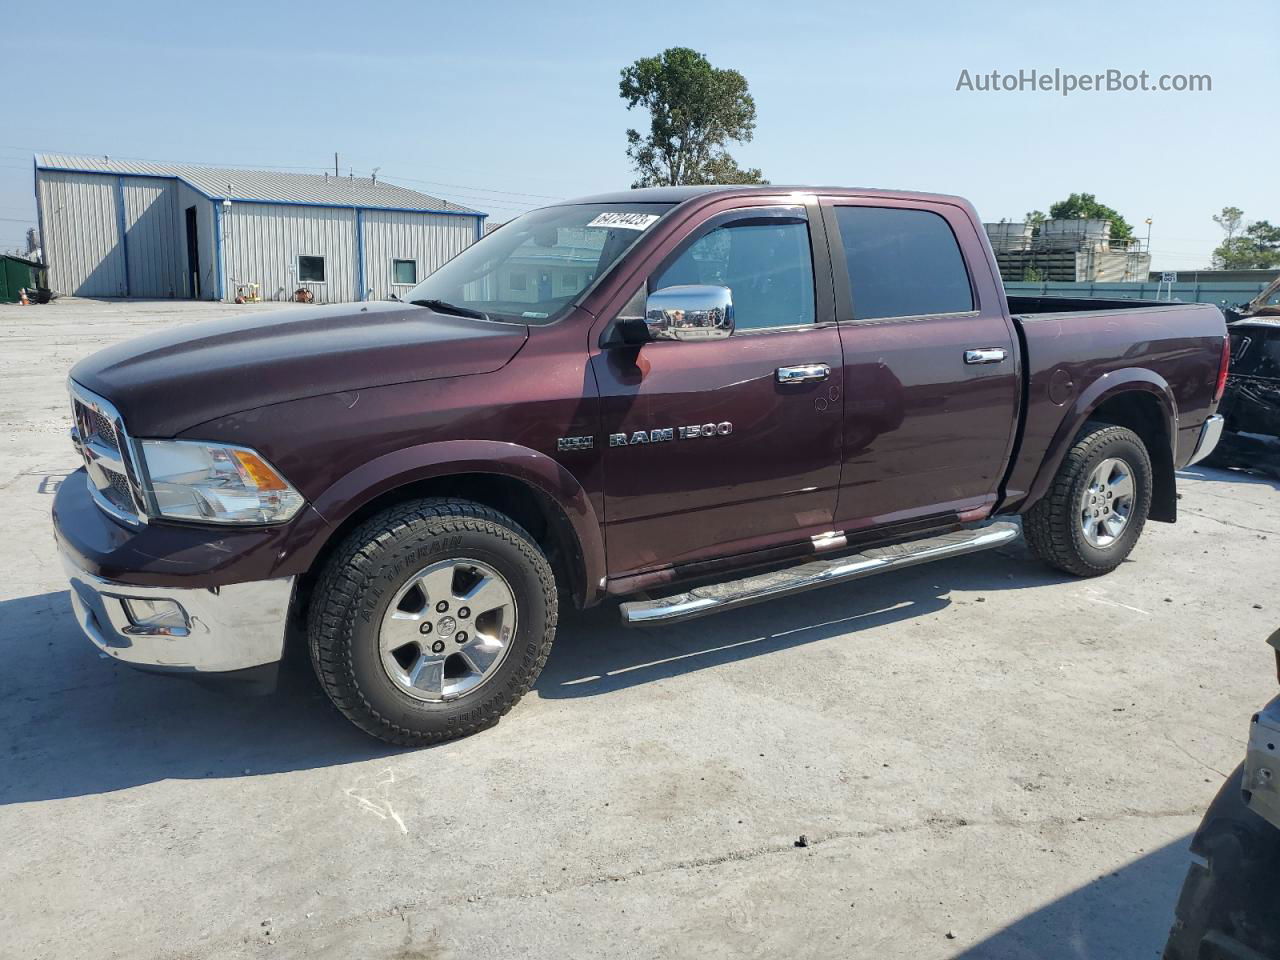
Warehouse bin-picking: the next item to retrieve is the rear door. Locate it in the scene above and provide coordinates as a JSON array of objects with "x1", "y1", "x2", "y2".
[
  {"x1": 821, "y1": 198, "x2": 1020, "y2": 532},
  {"x1": 591, "y1": 200, "x2": 845, "y2": 576}
]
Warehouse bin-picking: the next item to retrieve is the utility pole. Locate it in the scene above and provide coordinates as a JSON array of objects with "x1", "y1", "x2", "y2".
[{"x1": 334, "y1": 152, "x2": 339, "y2": 177}]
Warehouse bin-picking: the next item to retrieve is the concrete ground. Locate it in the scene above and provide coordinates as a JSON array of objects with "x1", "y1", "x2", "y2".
[{"x1": 1, "y1": 298, "x2": 1277, "y2": 960}]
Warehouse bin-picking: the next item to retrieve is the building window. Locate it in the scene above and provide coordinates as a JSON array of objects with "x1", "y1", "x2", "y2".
[
  {"x1": 509, "y1": 272, "x2": 527, "y2": 291},
  {"x1": 392, "y1": 259, "x2": 417, "y2": 285},
  {"x1": 298, "y1": 255, "x2": 326, "y2": 283}
]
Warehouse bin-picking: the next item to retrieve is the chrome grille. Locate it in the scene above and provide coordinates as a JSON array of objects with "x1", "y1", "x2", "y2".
[
  {"x1": 69, "y1": 382, "x2": 146, "y2": 525},
  {"x1": 82, "y1": 407, "x2": 119, "y2": 452}
]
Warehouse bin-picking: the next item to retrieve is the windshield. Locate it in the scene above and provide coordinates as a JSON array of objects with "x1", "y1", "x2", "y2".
[{"x1": 404, "y1": 202, "x2": 674, "y2": 324}]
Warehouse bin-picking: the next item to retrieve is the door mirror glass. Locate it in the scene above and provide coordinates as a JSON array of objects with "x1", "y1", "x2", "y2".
[{"x1": 645, "y1": 284, "x2": 734, "y2": 341}]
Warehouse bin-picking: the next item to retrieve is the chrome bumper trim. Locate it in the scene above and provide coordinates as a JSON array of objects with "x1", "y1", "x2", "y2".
[
  {"x1": 1245, "y1": 695, "x2": 1280, "y2": 830},
  {"x1": 60, "y1": 548, "x2": 294, "y2": 673},
  {"x1": 1185, "y1": 413, "x2": 1225, "y2": 467}
]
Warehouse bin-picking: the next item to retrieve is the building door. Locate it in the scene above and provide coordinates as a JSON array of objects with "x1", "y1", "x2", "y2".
[{"x1": 185, "y1": 205, "x2": 201, "y2": 299}]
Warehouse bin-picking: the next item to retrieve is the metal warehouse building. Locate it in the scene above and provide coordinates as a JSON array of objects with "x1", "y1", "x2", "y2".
[{"x1": 34, "y1": 154, "x2": 486, "y2": 303}]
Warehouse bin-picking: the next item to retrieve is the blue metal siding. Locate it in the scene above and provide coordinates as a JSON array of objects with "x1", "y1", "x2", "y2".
[{"x1": 1004, "y1": 280, "x2": 1275, "y2": 307}]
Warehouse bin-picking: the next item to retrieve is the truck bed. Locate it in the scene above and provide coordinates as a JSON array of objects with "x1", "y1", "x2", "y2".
[
  {"x1": 1000, "y1": 299, "x2": 1226, "y2": 512},
  {"x1": 1007, "y1": 294, "x2": 1181, "y2": 315}
]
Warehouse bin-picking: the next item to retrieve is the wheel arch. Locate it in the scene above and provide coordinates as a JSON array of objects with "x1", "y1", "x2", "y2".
[
  {"x1": 287, "y1": 440, "x2": 605, "y2": 614},
  {"x1": 1025, "y1": 372, "x2": 1178, "y2": 523}
]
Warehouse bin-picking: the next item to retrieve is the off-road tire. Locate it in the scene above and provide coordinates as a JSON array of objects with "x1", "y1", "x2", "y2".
[
  {"x1": 308, "y1": 498, "x2": 557, "y2": 745},
  {"x1": 1024, "y1": 422, "x2": 1153, "y2": 577}
]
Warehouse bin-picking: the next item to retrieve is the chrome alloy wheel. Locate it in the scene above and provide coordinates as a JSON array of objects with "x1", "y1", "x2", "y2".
[
  {"x1": 1079, "y1": 457, "x2": 1135, "y2": 548},
  {"x1": 379, "y1": 558, "x2": 517, "y2": 702}
]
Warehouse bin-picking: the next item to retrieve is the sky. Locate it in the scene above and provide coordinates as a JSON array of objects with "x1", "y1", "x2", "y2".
[{"x1": 2, "y1": 0, "x2": 1276, "y2": 271}]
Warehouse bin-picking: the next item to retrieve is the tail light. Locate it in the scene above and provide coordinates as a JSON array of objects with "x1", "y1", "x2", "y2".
[{"x1": 1214, "y1": 336, "x2": 1230, "y2": 404}]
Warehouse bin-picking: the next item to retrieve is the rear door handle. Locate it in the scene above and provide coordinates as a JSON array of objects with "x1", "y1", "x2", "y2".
[
  {"x1": 964, "y1": 348, "x2": 1007, "y2": 365},
  {"x1": 776, "y1": 363, "x2": 831, "y2": 384}
]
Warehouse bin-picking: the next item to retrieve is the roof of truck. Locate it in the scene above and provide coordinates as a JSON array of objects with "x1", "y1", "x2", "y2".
[{"x1": 565, "y1": 185, "x2": 971, "y2": 206}]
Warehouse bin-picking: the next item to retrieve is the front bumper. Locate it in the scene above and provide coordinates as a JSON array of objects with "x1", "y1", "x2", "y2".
[
  {"x1": 61, "y1": 546, "x2": 294, "y2": 673},
  {"x1": 1185, "y1": 413, "x2": 1225, "y2": 467},
  {"x1": 1244, "y1": 695, "x2": 1280, "y2": 829}
]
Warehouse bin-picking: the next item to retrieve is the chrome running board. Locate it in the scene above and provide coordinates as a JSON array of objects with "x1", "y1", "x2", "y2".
[{"x1": 619, "y1": 521, "x2": 1020, "y2": 626}]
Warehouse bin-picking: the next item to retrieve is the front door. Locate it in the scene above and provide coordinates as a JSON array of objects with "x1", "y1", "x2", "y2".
[
  {"x1": 821, "y1": 198, "x2": 1020, "y2": 532},
  {"x1": 591, "y1": 203, "x2": 845, "y2": 577}
]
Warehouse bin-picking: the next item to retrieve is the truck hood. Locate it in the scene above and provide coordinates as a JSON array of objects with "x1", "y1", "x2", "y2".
[{"x1": 70, "y1": 301, "x2": 529, "y2": 437}]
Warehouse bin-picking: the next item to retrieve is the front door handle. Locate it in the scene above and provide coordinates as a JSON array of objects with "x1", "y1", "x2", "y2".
[
  {"x1": 964, "y1": 348, "x2": 1007, "y2": 365},
  {"x1": 776, "y1": 363, "x2": 831, "y2": 384}
]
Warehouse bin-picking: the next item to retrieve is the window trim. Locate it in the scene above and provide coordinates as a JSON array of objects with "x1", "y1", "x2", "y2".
[
  {"x1": 296, "y1": 254, "x2": 327, "y2": 284},
  {"x1": 821, "y1": 200, "x2": 979, "y2": 324},
  {"x1": 391, "y1": 258, "x2": 418, "y2": 286}
]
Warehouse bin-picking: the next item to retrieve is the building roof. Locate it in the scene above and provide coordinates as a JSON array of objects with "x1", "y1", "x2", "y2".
[{"x1": 35, "y1": 153, "x2": 482, "y2": 215}]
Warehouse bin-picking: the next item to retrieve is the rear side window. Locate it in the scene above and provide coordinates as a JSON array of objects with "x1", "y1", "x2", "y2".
[{"x1": 833, "y1": 206, "x2": 973, "y2": 320}]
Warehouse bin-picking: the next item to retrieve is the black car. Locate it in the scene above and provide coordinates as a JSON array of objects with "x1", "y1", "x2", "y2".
[
  {"x1": 1164, "y1": 630, "x2": 1280, "y2": 959},
  {"x1": 1208, "y1": 319, "x2": 1280, "y2": 474}
]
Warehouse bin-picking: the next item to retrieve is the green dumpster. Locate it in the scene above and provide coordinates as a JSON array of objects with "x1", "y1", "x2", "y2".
[{"x1": 0, "y1": 255, "x2": 46, "y2": 303}]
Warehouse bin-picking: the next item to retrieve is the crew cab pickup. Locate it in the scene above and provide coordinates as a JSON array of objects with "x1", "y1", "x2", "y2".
[{"x1": 53, "y1": 185, "x2": 1230, "y2": 744}]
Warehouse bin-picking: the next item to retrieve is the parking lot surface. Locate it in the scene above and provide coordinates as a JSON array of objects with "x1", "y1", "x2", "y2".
[{"x1": 2, "y1": 298, "x2": 1278, "y2": 959}]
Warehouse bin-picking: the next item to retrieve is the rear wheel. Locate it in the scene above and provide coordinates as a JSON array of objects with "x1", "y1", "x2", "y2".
[
  {"x1": 1024, "y1": 422, "x2": 1153, "y2": 577},
  {"x1": 308, "y1": 498, "x2": 557, "y2": 745}
]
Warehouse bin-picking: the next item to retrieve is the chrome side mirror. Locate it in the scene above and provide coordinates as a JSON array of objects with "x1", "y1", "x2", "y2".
[{"x1": 645, "y1": 285, "x2": 734, "y2": 342}]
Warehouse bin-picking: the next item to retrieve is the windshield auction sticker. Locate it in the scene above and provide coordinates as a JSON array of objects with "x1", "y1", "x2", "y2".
[{"x1": 587, "y1": 212, "x2": 660, "y2": 231}]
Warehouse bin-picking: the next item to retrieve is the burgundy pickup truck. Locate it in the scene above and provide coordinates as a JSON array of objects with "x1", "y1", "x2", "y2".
[{"x1": 54, "y1": 185, "x2": 1229, "y2": 744}]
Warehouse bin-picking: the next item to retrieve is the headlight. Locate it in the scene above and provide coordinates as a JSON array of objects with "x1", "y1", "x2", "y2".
[{"x1": 139, "y1": 440, "x2": 304, "y2": 524}]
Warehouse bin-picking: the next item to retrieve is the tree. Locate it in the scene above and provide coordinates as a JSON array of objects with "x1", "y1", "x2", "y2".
[
  {"x1": 619, "y1": 47, "x2": 765, "y2": 188},
  {"x1": 1047, "y1": 193, "x2": 1134, "y2": 241},
  {"x1": 1024, "y1": 210, "x2": 1046, "y2": 236},
  {"x1": 1212, "y1": 206, "x2": 1245, "y2": 241},
  {"x1": 1211, "y1": 209, "x2": 1280, "y2": 269}
]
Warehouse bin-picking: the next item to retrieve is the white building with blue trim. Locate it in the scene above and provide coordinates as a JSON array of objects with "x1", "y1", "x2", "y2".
[{"x1": 34, "y1": 154, "x2": 486, "y2": 303}]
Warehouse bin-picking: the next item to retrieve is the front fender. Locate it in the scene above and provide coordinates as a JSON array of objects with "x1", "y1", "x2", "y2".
[
  {"x1": 1024, "y1": 368, "x2": 1178, "y2": 510},
  {"x1": 277, "y1": 439, "x2": 606, "y2": 607}
]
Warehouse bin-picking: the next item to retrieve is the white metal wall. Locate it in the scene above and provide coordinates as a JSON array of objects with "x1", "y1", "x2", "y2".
[
  {"x1": 37, "y1": 169, "x2": 482, "y2": 304},
  {"x1": 121, "y1": 177, "x2": 182, "y2": 297},
  {"x1": 221, "y1": 202, "x2": 357, "y2": 303},
  {"x1": 176, "y1": 183, "x2": 216, "y2": 299},
  {"x1": 37, "y1": 171, "x2": 126, "y2": 297},
  {"x1": 361, "y1": 210, "x2": 477, "y2": 301}
]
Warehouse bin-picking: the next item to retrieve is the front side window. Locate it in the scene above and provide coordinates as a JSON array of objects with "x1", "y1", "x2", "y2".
[
  {"x1": 298, "y1": 255, "x2": 326, "y2": 283},
  {"x1": 652, "y1": 211, "x2": 815, "y2": 331},
  {"x1": 404, "y1": 202, "x2": 673, "y2": 324},
  {"x1": 392, "y1": 259, "x2": 417, "y2": 285},
  {"x1": 833, "y1": 206, "x2": 973, "y2": 320}
]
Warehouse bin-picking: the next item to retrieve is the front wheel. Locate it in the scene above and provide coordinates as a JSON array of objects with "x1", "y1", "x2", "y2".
[
  {"x1": 1024, "y1": 422, "x2": 1153, "y2": 577},
  {"x1": 308, "y1": 498, "x2": 558, "y2": 745}
]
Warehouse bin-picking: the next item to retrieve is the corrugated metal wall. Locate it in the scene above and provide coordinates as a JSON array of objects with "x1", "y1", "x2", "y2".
[
  {"x1": 176, "y1": 184, "x2": 216, "y2": 299},
  {"x1": 39, "y1": 168, "x2": 483, "y2": 304},
  {"x1": 361, "y1": 210, "x2": 477, "y2": 301},
  {"x1": 221, "y1": 202, "x2": 357, "y2": 303},
  {"x1": 37, "y1": 171, "x2": 127, "y2": 297},
  {"x1": 121, "y1": 177, "x2": 182, "y2": 297}
]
